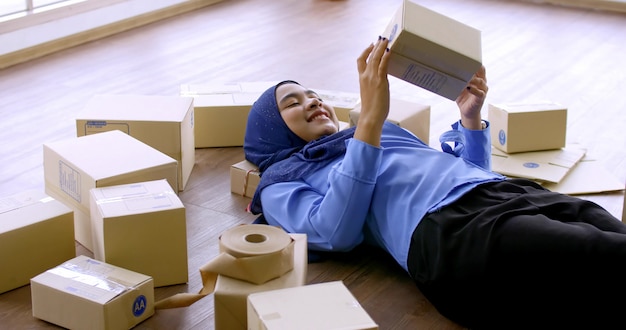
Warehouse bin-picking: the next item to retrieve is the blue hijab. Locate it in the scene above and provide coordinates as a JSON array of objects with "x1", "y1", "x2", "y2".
[{"x1": 243, "y1": 81, "x2": 357, "y2": 215}]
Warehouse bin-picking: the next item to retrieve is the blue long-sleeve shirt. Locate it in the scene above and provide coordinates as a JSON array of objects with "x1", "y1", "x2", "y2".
[{"x1": 260, "y1": 120, "x2": 506, "y2": 272}]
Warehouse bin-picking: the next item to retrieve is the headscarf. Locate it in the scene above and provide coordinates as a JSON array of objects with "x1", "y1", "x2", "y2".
[{"x1": 243, "y1": 81, "x2": 357, "y2": 215}]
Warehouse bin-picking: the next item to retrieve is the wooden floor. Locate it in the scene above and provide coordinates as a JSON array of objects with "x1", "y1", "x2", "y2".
[{"x1": 1, "y1": 0, "x2": 625, "y2": 329}]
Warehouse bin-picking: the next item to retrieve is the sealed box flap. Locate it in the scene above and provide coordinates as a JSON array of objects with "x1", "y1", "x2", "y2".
[
  {"x1": 180, "y1": 81, "x2": 277, "y2": 95},
  {"x1": 0, "y1": 191, "x2": 70, "y2": 233},
  {"x1": 32, "y1": 256, "x2": 151, "y2": 305},
  {"x1": 491, "y1": 145, "x2": 586, "y2": 183},
  {"x1": 79, "y1": 95, "x2": 193, "y2": 122},
  {"x1": 493, "y1": 101, "x2": 566, "y2": 114},
  {"x1": 92, "y1": 180, "x2": 183, "y2": 218}
]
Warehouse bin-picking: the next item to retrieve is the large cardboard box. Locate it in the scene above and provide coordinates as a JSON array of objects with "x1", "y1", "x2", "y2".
[
  {"x1": 381, "y1": 0, "x2": 482, "y2": 101},
  {"x1": 182, "y1": 82, "x2": 359, "y2": 147},
  {"x1": 31, "y1": 255, "x2": 154, "y2": 330},
  {"x1": 247, "y1": 281, "x2": 378, "y2": 330},
  {"x1": 349, "y1": 98, "x2": 431, "y2": 145},
  {"x1": 491, "y1": 145, "x2": 586, "y2": 184},
  {"x1": 214, "y1": 233, "x2": 307, "y2": 330},
  {"x1": 43, "y1": 130, "x2": 178, "y2": 251},
  {"x1": 488, "y1": 101, "x2": 567, "y2": 153},
  {"x1": 230, "y1": 160, "x2": 261, "y2": 198},
  {"x1": 90, "y1": 179, "x2": 188, "y2": 287},
  {"x1": 76, "y1": 94, "x2": 194, "y2": 191},
  {"x1": 181, "y1": 81, "x2": 277, "y2": 148},
  {"x1": 0, "y1": 190, "x2": 74, "y2": 294}
]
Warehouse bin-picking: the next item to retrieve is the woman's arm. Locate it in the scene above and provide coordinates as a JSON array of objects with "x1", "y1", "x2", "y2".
[{"x1": 261, "y1": 139, "x2": 382, "y2": 252}]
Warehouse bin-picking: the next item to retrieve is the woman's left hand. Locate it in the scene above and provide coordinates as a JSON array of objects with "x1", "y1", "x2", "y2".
[{"x1": 456, "y1": 65, "x2": 488, "y2": 130}]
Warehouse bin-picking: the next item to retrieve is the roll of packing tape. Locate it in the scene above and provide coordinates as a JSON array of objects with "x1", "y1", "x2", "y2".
[
  {"x1": 220, "y1": 224, "x2": 293, "y2": 257},
  {"x1": 155, "y1": 224, "x2": 295, "y2": 310}
]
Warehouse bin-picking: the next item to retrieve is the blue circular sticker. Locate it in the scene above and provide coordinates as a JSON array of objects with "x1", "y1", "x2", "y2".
[
  {"x1": 389, "y1": 24, "x2": 398, "y2": 42},
  {"x1": 523, "y1": 162, "x2": 539, "y2": 169},
  {"x1": 498, "y1": 129, "x2": 506, "y2": 146},
  {"x1": 133, "y1": 295, "x2": 147, "y2": 317}
]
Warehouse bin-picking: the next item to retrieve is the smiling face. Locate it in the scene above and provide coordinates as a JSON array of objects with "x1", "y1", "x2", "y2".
[{"x1": 275, "y1": 83, "x2": 340, "y2": 142}]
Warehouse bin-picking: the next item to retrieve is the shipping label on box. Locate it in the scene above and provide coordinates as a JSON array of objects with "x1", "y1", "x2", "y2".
[
  {"x1": 488, "y1": 101, "x2": 567, "y2": 153},
  {"x1": 0, "y1": 190, "x2": 75, "y2": 294},
  {"x1": 43, "y1": 130, "x2": 178, "y2": 251},
  {"x1": 76, "y1": 94, "x2": 195, "y2": 191},
  {"x1": 90, "y1": 179, "x2": 188, "y2": 287},
  {"x1": 381, "y1": 0, "x2": 482, "y2": 101},
  {"x1": 491, "y1": 145, "x2": 586, "y2": 183},
  {"x1": 247, "y1": 280, "x2": 378, "y2": 330},
  {"x1": 349, "y1": 98, "x2": 431, "y2": 145},
  {"x1": 31, "y1": 255, "x2": 154, "y2": 330},
  {"x1": 230, "y1": 160, "x2": 261, "y2": 198},
  {"x1": 214, "y1": 233, "x2": 307, "y2": 330}
]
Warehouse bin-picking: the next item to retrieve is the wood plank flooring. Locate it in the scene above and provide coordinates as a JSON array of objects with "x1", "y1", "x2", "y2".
[{"x1": 0, "y1": 0, "x2": 624, "y2": 329}]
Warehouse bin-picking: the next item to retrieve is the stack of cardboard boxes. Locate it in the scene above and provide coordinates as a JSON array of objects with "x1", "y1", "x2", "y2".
[{"x1": 4, "y1": 0, "x2": 623, "y2": 329}]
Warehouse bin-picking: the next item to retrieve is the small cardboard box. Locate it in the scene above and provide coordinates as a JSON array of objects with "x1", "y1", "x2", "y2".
[
  {"x1": 349, "y1": 98, "x2": 431, "y2": 145},
  {"x1": 488, "y1": 101, "x2": 567, "y2": 153},
  {"x1": 31, "y1": 255, "x2": 154, "y2": 330},
  {"x1": 76, "y1": 94, "x2": 194, "y2": 191},
  {"x1": 381, "y1": 0, "x2": 482, "y2": 101},
  {"x1": 230, "y1": 160, "x2": 261, "y2": 198},
  {"x1": 90, "y1": 179, "x2": 188, "y2": 287},
  {"x1": 0, "y1": 190, "x2": 75, "y2": 294},
  {"x1": 181, "y1": 81, "x2": 278, "y2": 148},
  {"x1": 43, "y1": 130, "x2": 178, "y2": 251},
  {"x1": 309, "y1": 88, "x2": 360, "y2": 122},
  {"x1": 247, "y1": 280, "x2": 378, "y2": 330},
  {"x1": 214, "y1": 233, "x2": 307, "y2": 330},
  {"x1": 491, "y1": 145, "x2": 586, "y2": 184}
]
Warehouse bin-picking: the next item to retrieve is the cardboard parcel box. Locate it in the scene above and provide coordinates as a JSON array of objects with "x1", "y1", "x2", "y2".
[
  {"x1": 540, "y1": 158, "x2": 625, "y2": 195},
  {"x1": 90, "y1": 179, "x2": 188, "y2": 287},
  {"x1": 247, "y1": 281, "x2": 378, "y2": 330},
  {"x1": 230, "y1": 160, "x2": 261, "y2": 198},
  {"x1": 491, "y1": 145, "x2": 586, "y2": 184},
  {"x1": 31, "y1": 255, "x2": 154, "y2": 330},
  {"x1": 181, "y1": 81, "x2": 277, "y2": 148},
  {"x1": 350, "y1": 98, "x2": 431, "y2": 145},
  {"x1": 43, "y1": 130, "x2": 178, "y2": 251},
  {"x1": 488, "y1": 101, "x2": 567, "y2": 153},
  {"x1": 182, "y1": 81, "x2": 360, "y2": 147},
  {"x1": 213, "y1": 233, "x2": 308, "y2": 330},
  {"x1": 381, "y1": 0, "x2": 482, "y2": 101},
  {"x1": 0, "y1": 190, "x2": 75, "y2": 294},
  {"x1": 76, "y1": 94, "x2": 195, "y2": 191}
]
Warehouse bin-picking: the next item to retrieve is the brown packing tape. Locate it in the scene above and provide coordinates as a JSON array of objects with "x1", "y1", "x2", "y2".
[
  {"x1": 155, "y1": 225, "x2": 294, "y2": 309},
  {"x1": 242, "y1": 169, "x2": 259, "y2": 196}
]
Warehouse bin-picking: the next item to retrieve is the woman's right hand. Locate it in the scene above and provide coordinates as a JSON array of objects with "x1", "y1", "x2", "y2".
[{"x1": 354, "y1": 37, "x2": 391, "y2": 147}]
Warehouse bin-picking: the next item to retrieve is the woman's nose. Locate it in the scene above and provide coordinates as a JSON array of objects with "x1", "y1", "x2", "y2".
[{"x1": 308, "y1": 98, "x2": 322, "y2": 109}]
